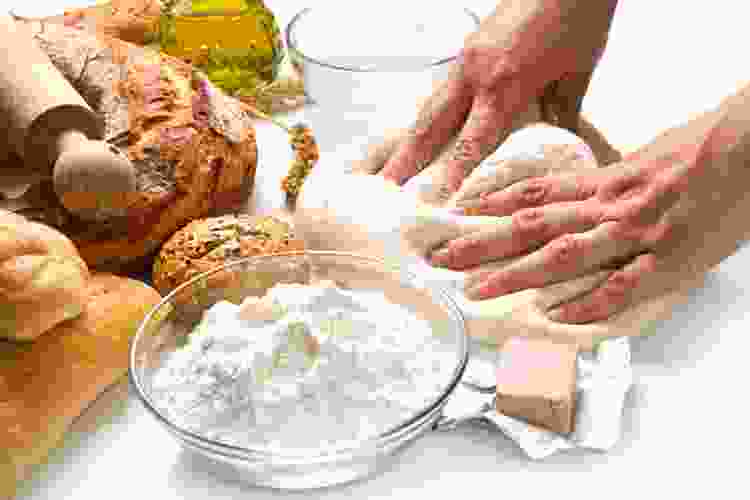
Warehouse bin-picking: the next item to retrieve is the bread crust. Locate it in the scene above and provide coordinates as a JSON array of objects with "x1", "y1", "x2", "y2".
[
  {"x1": 0, "y1": 210, "x2": 91, "y2": 341},
  {"x1": 6, "y1": 20, "x2": 258, "y2": 273},
  {"x1": 0, "y1": 273, "x2": 162, "y2": 497},
  {"x1": 152, "y1": 213, "x2": 305, "y2": 295}
]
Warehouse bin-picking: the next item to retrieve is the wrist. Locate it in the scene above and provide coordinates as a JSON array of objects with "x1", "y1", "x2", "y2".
[{"x1": 656, "y1": 84, "x2": 750, "y2": 274}]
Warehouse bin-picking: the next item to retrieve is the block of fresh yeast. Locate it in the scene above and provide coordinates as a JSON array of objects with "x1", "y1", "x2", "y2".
[{"x1": 495, "y1": 336, "x2": 579, "y2": 435}]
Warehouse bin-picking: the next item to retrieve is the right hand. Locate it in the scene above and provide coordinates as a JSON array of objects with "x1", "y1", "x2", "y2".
[{"x1": 358, "y1": 0, "x2": 619, "y2": 198}]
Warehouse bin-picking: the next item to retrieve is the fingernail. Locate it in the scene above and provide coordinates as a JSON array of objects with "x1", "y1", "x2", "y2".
[
  {"x1": 446, "y1": 207, "x2": 466, "y2": 216},
  {"x1": 429, "y1": 247, "x2": 451, "y2": 267},
  {"x1": 464, "y1": 282, "x2": 489, "y2": 301},
  {"x1": 463, "y1": 271, "x2": 490, "y2": 292},
  {"x1": 464, "y1": 278, "x2": 498, "y2": 301}
]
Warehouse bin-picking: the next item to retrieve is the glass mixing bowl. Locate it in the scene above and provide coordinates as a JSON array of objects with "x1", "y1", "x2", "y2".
[{"x1": 129, "y1": 251, "x2": 468, "y2": 490}]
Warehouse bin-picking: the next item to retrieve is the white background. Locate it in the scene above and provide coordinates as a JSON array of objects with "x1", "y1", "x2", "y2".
[{"x1": 6, "y1": 1, "x2": 750, "y2": 498}]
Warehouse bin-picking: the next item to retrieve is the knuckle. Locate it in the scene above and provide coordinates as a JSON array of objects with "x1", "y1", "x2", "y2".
[
  {"x1": 453, "y1": 237, "x2": 483, "y2": 256},
  {"x1": 567, "y1": 299, "x2": 603, "y2": 320},
  {"x1": 547, "y1": 234, "x2": 583, "y2": 266},
  {"x1": 578, "y1": 201, "x2": 604, "y2": 227},
  {"x1": 643, "y1": 220, "x2": 674, "y2": 246},
  {"x1": 512, "y1": 208, "x2": 548, "y2": 239},
  {"x1": 598, "y1": 171, "x2": 645, "y2": 202},
  {"x1": 574, "y1": 175, "x2": 597, "y2": 200},
  {"x1": 608, "y1": 220, "x2": 647, "y2": 246},
  {"x1": 517, "y1": 179, "x2": 549, "y2": 206},
  {"x1": 601, "y1": 269, "x2": 637, "y2": 300},
  {"x1": 488, "y1": 51, "x2": 522, "y2": 82},
  {"x1": 636, "y1": 253, "x2": 659, "y2": 274},
  {"x1": 462, "y1": 45, "x2": 522, "y2": 89}
]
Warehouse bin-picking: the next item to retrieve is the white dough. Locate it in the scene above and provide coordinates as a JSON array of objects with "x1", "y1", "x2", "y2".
[{"x1": 295, "y1": 124, "x2": 687, "y2": 348}]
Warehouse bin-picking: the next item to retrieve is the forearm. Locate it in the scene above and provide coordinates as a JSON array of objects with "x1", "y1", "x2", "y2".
[{"x1": 645, "y1": 82, "x2": 750, "y2": 276}]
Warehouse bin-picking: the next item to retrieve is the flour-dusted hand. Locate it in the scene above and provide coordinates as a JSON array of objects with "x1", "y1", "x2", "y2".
[
  {"x1": 430, "y1": 82, "x2": 750, "y2": 324},
  {"x1": 374, "y1": 0, "x2": 619, "y2": 196}
]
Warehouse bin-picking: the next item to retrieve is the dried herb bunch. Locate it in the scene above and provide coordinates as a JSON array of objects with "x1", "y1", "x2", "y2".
[{"x1": 280, "y1": 123, "x2": 319, "y2": 201}]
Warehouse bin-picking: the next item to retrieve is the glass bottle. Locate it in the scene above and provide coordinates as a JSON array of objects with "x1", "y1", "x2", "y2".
[{"x1": 158, "y1": 0, "x2": 283, "y2": 95}]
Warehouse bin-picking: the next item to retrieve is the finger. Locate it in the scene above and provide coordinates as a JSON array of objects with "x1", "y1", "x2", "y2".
[
  {"x1": 545, "y1": 253, "x2": 658, "y2": 324},
  {"x1": 598, "y1": 157, "x2": 690, "y2": 229},
  {"x1": 349, "y1": 127, "x2": 406, "y2": 175},
  {"x1": 455, "y1": 169, "x2": 602, "y2": 216},
  {"x1": 430, "y1": 201, "x2": 602, "y2": 269},
  {"x1": 441, "y1": 92, "x2": 517, "y2": 193},
  {"x1": 452, "y1": 136, "x2": 600, "y2": 208},
  {"x1": 451, "y1": 156, "x2": 552, "y2": 205},
  {"x1": 463, "y1": 221, "x2": 643, "y2": 300},
  {"x1": 380, "y1": 77, "x2": 472, "y2": 185},
  {"x1": 403, "y1": 133, "x2": 489, "y2": 207},
  {"x1": 461, "y1": 256, "x2": 522, "y2": 292},
  {"x1": 533, "y1": 269, "x2": 614, "y2": 311}
]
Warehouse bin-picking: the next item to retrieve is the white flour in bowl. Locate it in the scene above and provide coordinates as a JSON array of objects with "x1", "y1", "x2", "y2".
[{"x1": 148, "y1": 281, "x2": 460, "y2": 451}]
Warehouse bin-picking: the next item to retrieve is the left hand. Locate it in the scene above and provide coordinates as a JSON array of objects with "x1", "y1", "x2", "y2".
[{"x1": 428, "y1": 142, "x2": 739, "y2": 324}]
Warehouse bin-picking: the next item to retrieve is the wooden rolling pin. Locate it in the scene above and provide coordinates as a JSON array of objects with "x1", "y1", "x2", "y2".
[{"x1": 0, "y1": 14, "x2": 135, "y2": 221}]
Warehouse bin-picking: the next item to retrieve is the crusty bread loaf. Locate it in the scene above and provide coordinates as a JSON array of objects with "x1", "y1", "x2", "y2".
[
  {"x1": 0, "y1": 210, "x2": 90, "y2": 341},
  {"x1": 152, "y1": 213, "x2": 305, "y2": 295},
  {"x1": 0, "y1": 273, "x2": 161, "y2": 499},
  {"x1": 4, "y1": 19, "x2": 258, "y2": 273}
]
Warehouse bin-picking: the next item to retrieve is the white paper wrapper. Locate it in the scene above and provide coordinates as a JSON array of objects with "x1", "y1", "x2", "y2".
[
  {"x1": 405, "y1": 252, "x2": 633, "y2": 459},
  {"x1": 484, "y1": 337, "x2": 632, "y2": 459}
]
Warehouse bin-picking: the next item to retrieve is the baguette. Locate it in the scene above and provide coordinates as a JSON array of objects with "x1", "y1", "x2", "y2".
[{"x1": 0, "y1": 273, "x2": 161, "y2": 498}]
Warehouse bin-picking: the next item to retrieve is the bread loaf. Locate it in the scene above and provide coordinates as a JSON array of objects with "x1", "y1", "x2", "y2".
[
  {"x1": 0, "y1": 273, "x2": 161, "y2": 499},
  {"x1": 0, "y1": 209, "x2": 90, "y2": 341},
  {"x1": 4, "y1": 19, "x2": 258, "y2": 272},
  {"x1": 152, "y1": 213, "x2": 305, "y2": 295}
]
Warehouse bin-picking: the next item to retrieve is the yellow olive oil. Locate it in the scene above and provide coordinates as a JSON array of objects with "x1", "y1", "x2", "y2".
[{"x1": 159, "y1": 0, "x2": 283, "y2": 95}]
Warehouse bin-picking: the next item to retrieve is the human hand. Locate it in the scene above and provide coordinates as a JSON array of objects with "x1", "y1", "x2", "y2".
[
  {"x1": 368, "y1": 0, "x2": 618, "y2": 198},
  {"x1": 428, "y1": 134, "x2": 750, "y2": 323}
]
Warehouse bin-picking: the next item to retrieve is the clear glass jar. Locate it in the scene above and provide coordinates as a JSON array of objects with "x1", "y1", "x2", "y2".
[{"x1": 159, "y1": 0, "x2": 283, "y2": 95}]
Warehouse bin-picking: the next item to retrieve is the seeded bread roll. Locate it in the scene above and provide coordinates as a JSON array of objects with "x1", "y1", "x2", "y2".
[
  {"x1": 0, "y1": 209, "x2": 90, "y2": 341},
  {"x1": 152, "y1": 213, "x2": 305, "y2": 295},
  {"x1": 0, "y1": 273, "x2": 161, "y2": 499}
]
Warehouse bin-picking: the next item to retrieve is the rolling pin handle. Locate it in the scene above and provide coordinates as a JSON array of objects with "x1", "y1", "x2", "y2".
[{"x1": 53, "y1": 130, "x2": 137, "y2": 222}]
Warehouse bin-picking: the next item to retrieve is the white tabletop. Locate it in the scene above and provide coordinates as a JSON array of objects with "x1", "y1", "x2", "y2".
[{"x1": 16, "y1": 1, "x2": 750, "y2": 498}]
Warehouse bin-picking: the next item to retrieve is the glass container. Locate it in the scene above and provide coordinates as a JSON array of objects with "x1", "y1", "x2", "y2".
[
  {"x1": 130, "y1": 251, "x2": 469, "y2": 489},
  {"x1": 159, "y1": 0, "x2": 283, "y2": 94},
  {"x1": 285, "y1": 3, "x2": 480, "y2": 165}
]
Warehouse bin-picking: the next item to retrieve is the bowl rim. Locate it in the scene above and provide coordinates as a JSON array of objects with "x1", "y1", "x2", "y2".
[
  {"x1": 284, "y1": 6, "x2": 481, "y2": 73},
  {"x1": 129, "y1": 250, "x2": 469, "y2": 461}
]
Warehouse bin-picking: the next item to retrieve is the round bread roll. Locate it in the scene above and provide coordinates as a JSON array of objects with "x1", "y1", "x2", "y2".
[
  {"x1": 152, "y1": 213, "x2": 305, "y2": 295},
  {"x1": 0, "y1": 209, "x2": 90, "y2": 341}
]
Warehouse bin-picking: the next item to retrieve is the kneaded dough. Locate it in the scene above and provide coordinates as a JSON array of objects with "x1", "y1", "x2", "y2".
[{"x1": 295, "y1": 124, "x2": 693, "y2": 349}]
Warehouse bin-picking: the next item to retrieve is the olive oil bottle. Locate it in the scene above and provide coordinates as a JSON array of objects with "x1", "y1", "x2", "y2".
[{"x1": 159, "y1": 0, "x2": 283, "y2": 95}]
